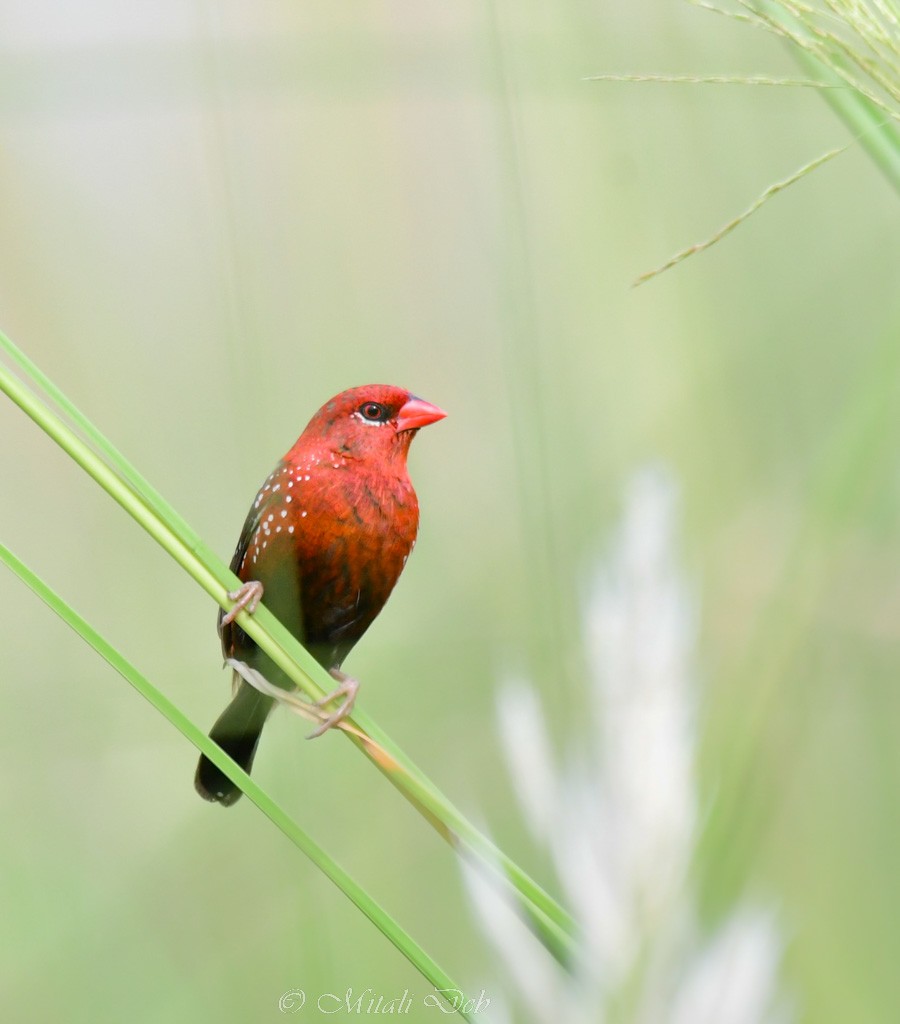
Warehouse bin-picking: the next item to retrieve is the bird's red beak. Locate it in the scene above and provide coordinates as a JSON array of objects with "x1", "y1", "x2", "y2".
[{"x1": 396, "y1": 397, "x2": 447, "y2": 433}]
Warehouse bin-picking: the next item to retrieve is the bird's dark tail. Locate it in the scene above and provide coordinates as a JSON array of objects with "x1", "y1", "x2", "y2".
[{"x1": 195, "y1": 681, "x2": 273, "y2": 806}]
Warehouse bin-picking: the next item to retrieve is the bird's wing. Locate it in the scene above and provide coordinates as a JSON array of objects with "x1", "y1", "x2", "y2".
[{"x1": 217, "y1": 499, "x2": 264, "y2": 653}]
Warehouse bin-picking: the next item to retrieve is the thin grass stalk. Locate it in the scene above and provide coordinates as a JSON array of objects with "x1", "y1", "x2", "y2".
[
  {"x1": 756, "y1": 0, "x2": 900, "y2": 191},
  {"x1": 697, "y1": 317, "x2": 900, "y2": 903},
  {"x1": 0, "y1": 542, "x2": 485, "y2": 1023},
  {"x1": 482, "y1": 0, "x2": 577, "y2": 674},
  {"x1": 0, "y1": 333, "x2": 576, "y2": 961},
  {"x1": 734, "y1": 1, "x2": 895, "y2": 111},
  {"x1": 688, "y1": 0, "x2": 900, "y2": 189},
  {"x1": 633, "y1": 144, "x2": 846, "y2": 285},
  {"x1": 597, "y1": 1, "x2": 900, "y2": 282}
]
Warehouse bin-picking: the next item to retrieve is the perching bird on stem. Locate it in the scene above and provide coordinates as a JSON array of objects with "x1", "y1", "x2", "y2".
[{"x1": 195, "y1": 384, "x2": 446, "y2": 806}]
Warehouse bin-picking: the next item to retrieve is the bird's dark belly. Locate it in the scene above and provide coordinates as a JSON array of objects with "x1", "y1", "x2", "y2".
[{"x1": 229, "y1": 521, "x2": 407, "y2": 671}]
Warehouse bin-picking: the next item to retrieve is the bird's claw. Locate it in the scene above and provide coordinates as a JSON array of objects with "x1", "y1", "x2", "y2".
[
  {"x1": 306, "y1": 669, "x2": 360, "y2": 739},
  {"x1": 221, "y1": 580, "x2": 264, "y2": 626}
]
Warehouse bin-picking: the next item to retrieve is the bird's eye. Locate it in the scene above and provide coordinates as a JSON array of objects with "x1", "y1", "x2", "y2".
[{"x1": 358, "y1": 402, "x2": 390, "y2": 422}]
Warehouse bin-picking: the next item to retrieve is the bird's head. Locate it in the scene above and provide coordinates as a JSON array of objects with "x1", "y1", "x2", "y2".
[{"x1": 299, "y1": 384, "x2": 446, "y2": 464}]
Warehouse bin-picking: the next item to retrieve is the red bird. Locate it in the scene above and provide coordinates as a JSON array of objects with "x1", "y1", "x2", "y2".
[{"x1": 195, "y1": 384, "x2": 446, "y2": 806}]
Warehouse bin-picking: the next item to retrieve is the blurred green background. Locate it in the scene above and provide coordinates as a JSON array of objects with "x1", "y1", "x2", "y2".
[{"x1": 2, "y1": 2, "x2": 899, "y2": 1021}]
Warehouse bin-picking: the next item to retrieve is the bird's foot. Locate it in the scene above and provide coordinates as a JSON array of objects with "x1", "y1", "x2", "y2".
[
  {"x1": 221, "y1": 580, "x2": 264, "y2": 626},
  {"x1": 306, "y1": 669, "x2": 360, "y2": 739}
]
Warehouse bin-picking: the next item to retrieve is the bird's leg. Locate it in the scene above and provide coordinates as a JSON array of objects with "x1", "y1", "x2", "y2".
[
  {"x1": 306, "y1": 668, "x2": 360, "y2": 739},
  {"x1": 225, "y1": 658, "x2": 359, "y2": 737},
  {"x1": 221, "y1": 580, "x2": 264, "y2": 626},
  {"x1": 225, "y1": 658, "x2": 329, "y2": 727}
]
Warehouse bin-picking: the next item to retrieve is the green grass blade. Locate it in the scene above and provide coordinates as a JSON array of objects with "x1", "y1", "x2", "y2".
[
  {"x1": 755, "y1": 1, "x2": 900, "y2": 194},
  {"x1": 0, "y1": 337, "x2": 576, "y2": 960},
  {"x1": 795, "y1": 51, "x2": 900, "y2": 192},
  {"x1": 0, "y1": 541, "x2": 490, "y2": 1023},
  {"x1": 0, "y1": 329, "x2": 201, "y2": 543}
]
